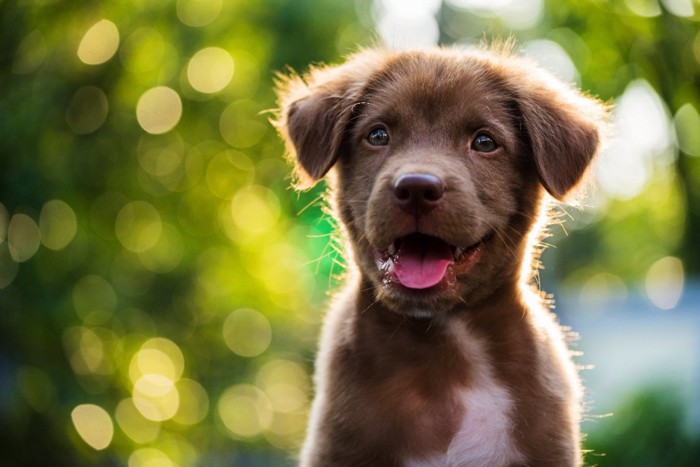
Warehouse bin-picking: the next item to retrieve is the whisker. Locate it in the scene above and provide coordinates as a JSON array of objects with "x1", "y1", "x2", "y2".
[{"x1": 296, "y1": 193, "x2": 325, "y2": 216}]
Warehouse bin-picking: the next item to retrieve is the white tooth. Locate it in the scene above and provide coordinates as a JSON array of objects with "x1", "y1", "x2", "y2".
[
  {"x1": 454, "y1": 247, "x2": 464, "y2": 258},
  {"x1": 388, "y1": 242, "x2": 397, "y2": 255}
]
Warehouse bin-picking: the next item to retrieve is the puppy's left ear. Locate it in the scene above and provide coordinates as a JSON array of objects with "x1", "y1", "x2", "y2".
[{"x1": 515, "y1": 70, "x2": 608, "y2": 201}]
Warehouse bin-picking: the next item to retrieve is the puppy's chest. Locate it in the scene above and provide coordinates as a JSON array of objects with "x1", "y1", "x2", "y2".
[{"x1": 402, "y1": 331, "x2": 525, "y2": 466}]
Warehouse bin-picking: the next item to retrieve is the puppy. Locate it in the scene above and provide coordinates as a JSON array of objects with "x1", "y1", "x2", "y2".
[{"x1": 274, "y1": 46, "x2": 607, "y2": 466}]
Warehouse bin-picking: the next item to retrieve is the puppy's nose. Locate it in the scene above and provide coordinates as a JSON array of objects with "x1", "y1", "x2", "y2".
[{"x1": 393, "y1": 173, "x2": 445, "y2": 215}]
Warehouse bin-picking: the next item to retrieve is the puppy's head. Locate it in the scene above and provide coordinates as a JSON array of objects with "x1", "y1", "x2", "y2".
[{"x1": 275, "y1": 48, "x2": 607, "y2": 316}]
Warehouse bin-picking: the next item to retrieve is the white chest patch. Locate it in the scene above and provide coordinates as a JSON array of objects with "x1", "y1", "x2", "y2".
[{"x1": 406, "y1": 327, "x2": 524, "y2": 467}]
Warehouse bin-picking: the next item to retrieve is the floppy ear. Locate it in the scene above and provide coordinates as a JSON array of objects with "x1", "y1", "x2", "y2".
[
  {"x1": 278, "y1": 84, "x2": 349, "y2": 185},
  {"x1": 274, "y1": 53, "x2": 381, "y2": 188},
  {"x1": 515, "y1": 71, "x2": 608, "y2": 201}
]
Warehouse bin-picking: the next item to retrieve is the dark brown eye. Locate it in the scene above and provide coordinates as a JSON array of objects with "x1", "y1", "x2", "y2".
[
  {"x1": 471, "y1": 134, "x2": 497, "y2": 152},
  {"x1": 367, "y1": 128, "x2": 390, "y2": 146}
]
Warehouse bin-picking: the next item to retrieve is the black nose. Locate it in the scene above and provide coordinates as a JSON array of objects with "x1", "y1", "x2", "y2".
[{"x1": 393, "y1": 173, "x2": 445, "y2": 216}]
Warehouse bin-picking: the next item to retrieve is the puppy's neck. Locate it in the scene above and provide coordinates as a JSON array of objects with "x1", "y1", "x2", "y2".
[{"x1": 356, "y1": 275, "x2": 524, "y2": 327}]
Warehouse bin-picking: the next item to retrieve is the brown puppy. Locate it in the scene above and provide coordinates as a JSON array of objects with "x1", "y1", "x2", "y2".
[{"x1": 275, "y1": 46, "x2": 607, "y2": 466}]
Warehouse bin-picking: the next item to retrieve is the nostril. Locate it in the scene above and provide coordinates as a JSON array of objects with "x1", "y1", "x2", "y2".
[
  {"x1": 424, "y1": 187, "x2": 442, "y2": 201},
  {"x1": 395, "y1": 187, "x2": 411, "y2": 201}
]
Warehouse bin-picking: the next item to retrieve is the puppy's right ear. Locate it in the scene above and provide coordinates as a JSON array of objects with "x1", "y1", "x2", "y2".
[
  {"x1": 274, "y1": 71, "x2": 358, "y2": 188},
  {"x1": 274, "y1": 52, "x2": 382, "y2": 188}
]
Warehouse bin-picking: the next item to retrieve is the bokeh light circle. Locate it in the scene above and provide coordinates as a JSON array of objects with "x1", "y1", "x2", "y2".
[
  {"x1": 177, "y1": 0, "x2": 223, "y2": 27},
  {"x1": 7, "y1": 214, "x2": 41, "y2": 263},
  {"x1": 187, "y1": 47, "x2": 234, "y2": 94},
  {"x1": 222, "y1": 308, "x2": 272, "y2": 357},
  {"x1": 128, "y1": 448, "x2": 174, "y2": 467},
  {"x1": 115, "y1": 201, "x2": 163, "y2": 253},
  {"x1": 128, "y1": 337, "x2": 185, "y2": 384},
  {"x1": 136, "y1": 86, "x2": 182, "y2": 135},
  {"x1": 645, "y1": 256, "x2": 684, "y2": 310},
  {"x1": 132, "y1": 374, "x2": 180, "y2": 422},
  {"x1": 230, "y1": 185, "x2": 280, "y2": 237},
  {"x1": 138, "y1": 223, "x2": 184, "y2": 273},
  {"x1": 173, "y1": 378, "x2": 209, "y2": 425},
  {"x1": 120, "y1": 27, "x2": 168, "y2": 76},
  {"x1": 0, "y1": 244, "x2": 18, "y2": 289},
  {"x1": 205, "y1": 150, "x2": 255, "y2": 199},
  {"x1": 256, "y1": 359, "x2": 310, "y2": 413},
  {"x1": 115, "y1": 398, "x2": 161, "y2": 444},
  {"x1": 77, "y1": 19, "x2": 120, "y2": 65},
  {"x1": 218, "y1": 384, "x2": 273, "y2": 438},
  {"x1": 71, "y1": 404, "x2": 114, "y2": 450},
  {"x1": 65, "y1": 85, "x2": 109, "y2": 135},
  {"x1": 40, "y1": 199, "x2": 78, "y2": 250},
  {"x1": 13, "y1": 30, "x2": 47, "y2": 74}
]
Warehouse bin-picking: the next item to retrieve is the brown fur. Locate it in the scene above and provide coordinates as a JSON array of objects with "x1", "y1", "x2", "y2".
[{"x1": 274, "y1": 47, "x2": 607, "y2": 466}]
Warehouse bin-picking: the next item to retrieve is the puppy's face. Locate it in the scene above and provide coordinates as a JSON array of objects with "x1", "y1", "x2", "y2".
[
  {"x1": 337, "y1": 62, "x2": 532, "y2": 313},
  {"x1": 276, "y1": 49, "x2": 605, "y2": 316}
]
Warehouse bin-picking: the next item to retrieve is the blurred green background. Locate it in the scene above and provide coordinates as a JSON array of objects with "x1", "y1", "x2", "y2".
[{"x1": 1, "y1": 0, "x2": 699, "y2": 465}]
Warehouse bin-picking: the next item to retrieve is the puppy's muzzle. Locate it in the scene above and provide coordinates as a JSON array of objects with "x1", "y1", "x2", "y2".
[{"x1": 393, "y1": 173, "x2": 445, "y2": 217}]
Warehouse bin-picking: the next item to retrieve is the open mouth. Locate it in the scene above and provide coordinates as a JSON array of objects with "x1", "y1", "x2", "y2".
[{"x1": 374, "y1": 232, "x2": 490, "y2": 290}]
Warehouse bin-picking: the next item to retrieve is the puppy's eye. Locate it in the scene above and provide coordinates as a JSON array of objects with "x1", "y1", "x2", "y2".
[
  {"x1": 471, "y1": 134, "x2": 497, "y2": 153},
  {"x1": 367, "y1": 128, "x2": 390, "y2": 146}
]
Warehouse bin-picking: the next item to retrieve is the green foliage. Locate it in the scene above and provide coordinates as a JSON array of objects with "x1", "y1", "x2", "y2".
[
  {"x1": 0, "y1": 0, "x2": 364, "y2": 464},
  {"x1": 585, "y1": 388, "x2": 700, "y2": 467}
]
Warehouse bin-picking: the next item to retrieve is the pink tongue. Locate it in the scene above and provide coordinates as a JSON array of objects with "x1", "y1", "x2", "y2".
[{"x1": 394, "y1": 235, "x2": 454, "y2": 289}]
